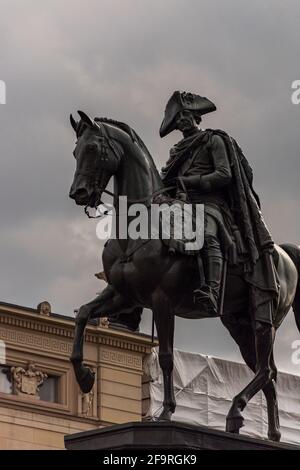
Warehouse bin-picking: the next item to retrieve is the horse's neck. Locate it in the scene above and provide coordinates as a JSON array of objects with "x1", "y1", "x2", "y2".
[
  {"x1": 112, "y1": 136, "x2": 163, "y2": 252},
  {"x1": 114, "y1": 138, "x2": 163, "y2": 204}
]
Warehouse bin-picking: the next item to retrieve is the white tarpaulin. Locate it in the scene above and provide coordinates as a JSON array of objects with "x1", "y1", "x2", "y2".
[{"x1": 144, "y1": 349, "x2": 300, "y2": 444}]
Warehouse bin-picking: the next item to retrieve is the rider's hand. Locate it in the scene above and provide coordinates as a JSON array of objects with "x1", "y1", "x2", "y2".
[{"x1": 176, "y1": 191, "x2": 188, "y2": 202}]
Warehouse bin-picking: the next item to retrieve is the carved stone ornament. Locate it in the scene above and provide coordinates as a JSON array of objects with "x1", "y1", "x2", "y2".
[
  {"x1": 11, "y1": 362, "x2": 47, "y2": 398},
  {"x1": 37, "y1": 301, "x2": 51, "y2": 316},
  {"x1": 80, "y1": 390, "x2": 94, "y2": 417},
  {"x1": 99, "y1": 317, "x2": 109, "y2": 328}
]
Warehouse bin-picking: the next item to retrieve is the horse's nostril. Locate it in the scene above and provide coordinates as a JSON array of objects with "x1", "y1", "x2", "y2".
[
  {"x1": 76, "y1": 189, "x2": 88, "y2": 198},
  {"x1": 69, "y1": 188, "x2": 89, "y2": 202}
]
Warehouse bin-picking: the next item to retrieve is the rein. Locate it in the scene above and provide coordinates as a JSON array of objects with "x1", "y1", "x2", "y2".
[{"x1": 84, "y1": 182, "x2": 179, "y2": 219}]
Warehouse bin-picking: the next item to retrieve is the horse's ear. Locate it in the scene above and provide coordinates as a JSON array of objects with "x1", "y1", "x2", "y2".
[
  {"x1": 70, "y1": 114, "x2": 78, "y2": 133},
  {"x1": 77, "y1": 110, "x2": 99, "y2": 129}
]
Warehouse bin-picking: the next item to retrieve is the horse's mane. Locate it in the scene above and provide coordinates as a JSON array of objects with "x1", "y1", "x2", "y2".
[
  {"x1": 94, "y1": 117, "x2": 153, "y2": 162},
  {"x1": 95, "y1": 117, "x2": 136, "y2": 142}
]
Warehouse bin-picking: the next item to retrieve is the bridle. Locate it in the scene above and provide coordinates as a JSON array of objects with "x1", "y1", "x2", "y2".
[{"x1": 75, "y1": 120, "x2": 119, "y2": 218}]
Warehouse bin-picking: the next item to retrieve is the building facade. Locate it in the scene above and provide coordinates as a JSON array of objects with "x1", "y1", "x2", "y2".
[{"x1": 0, "y1": 301, "x2": 153, "y2": 450}]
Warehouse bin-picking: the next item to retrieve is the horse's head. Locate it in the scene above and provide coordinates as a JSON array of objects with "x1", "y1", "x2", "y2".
[{"x1": 69, "y1": 111, "x2": 122, "y2": 207}]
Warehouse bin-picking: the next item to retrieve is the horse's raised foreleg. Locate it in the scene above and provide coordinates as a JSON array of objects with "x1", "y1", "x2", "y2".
[
  {"x1": 153, "y1": 295, "x2": 175, "y2": 421},
  {"x1": 71, "y1": 285, "x2": 133, "y2": 393},
  {"x1": 226, "y1": 318, "x2": 276, "y2": 434}
]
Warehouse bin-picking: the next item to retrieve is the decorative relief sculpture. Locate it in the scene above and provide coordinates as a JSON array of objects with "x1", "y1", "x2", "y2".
[{"x1": 11, "y1": 363, "x2": 47, "y2": 398}]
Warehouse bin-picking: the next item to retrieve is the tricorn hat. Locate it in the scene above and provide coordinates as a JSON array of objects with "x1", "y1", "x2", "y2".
[{"x1": 159, "y1": 91, "x2": 216, "y2": 137}]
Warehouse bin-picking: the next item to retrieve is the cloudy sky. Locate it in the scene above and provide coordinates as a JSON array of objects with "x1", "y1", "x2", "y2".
[{"x1": 1, "y1": 0, "x2": 300, "y2": 374}]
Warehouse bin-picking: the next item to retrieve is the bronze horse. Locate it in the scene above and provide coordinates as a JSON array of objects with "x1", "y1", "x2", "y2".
[{"x1": 69, "y1": 111, "x2": 300, "y2": 441}]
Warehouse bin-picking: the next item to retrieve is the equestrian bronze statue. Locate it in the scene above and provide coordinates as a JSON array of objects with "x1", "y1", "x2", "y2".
[{"x1": 68, "y1": 93, "x2": 300, "y2": 442}]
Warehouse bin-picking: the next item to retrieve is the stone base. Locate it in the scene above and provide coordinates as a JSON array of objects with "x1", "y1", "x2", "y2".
[{"x1": 64, "y1": 421, "x2": 300, "y2": 450}]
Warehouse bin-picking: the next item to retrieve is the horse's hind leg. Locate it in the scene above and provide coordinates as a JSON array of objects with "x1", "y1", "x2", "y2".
[
  {"x1": 223, "y1": 315, "x2": 279, "y2": 439},
  {"x1": 226, "y1": 320, "x2": 275, "y2": 433},
  {"x1": 263, "y1": 354, "x2": 280, "y2": 441},
  {"x1": 153, "y1": 295, "x2": 175, "y2": 421}
]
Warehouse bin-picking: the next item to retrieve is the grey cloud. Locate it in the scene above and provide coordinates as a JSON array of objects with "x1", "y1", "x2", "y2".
[{"x1": 0, "y1": 0, "x2": 300, "y2": 374}]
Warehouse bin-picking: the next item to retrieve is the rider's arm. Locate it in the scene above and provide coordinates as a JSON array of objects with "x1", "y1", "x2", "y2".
[{"x1": 200, "y1": 134, "x2": 232, "y2": 191}]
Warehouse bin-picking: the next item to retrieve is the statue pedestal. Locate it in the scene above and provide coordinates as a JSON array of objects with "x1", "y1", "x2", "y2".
[{"x1": 64, "y1": 421, "x2": 299, "y2": 450}]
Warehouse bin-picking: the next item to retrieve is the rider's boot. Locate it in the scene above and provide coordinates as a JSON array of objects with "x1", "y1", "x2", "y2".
[{"x1": 193, "y1": 250, "x2": 223, "y2": 317}]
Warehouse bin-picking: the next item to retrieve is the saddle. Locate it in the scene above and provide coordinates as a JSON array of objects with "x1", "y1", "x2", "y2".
[
  {"x1": 152, "y1": 194, "x2": 205, "y2": 255},
  {"x1": 153, "y1": 194, "x2": 237, "y2": 261}
]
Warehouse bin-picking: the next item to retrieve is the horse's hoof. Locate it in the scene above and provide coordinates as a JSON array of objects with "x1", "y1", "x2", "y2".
[
  {"x1": 157, "y1": 409, "x2": 173, "y2": 421},
  {"x1": 149, "y1": 416, "x2": 159, "y2": 422},
  {"x1": 226, "y1": 415, "x2": 244, "y2": 434},
  {"x1": 80, "y1": 367, "x2": 95, "y2": 393},
  {"x1": 268, "y1": 430, "x2": 281, "y2": 442},
  {"x1": 74, "y1": 364, "x2": 95, "y2": 393}
]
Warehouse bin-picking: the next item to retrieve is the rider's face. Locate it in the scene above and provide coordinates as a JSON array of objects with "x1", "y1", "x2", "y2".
[{"x1": 175, "y1": 110, "x2": 197, "y2": 133}]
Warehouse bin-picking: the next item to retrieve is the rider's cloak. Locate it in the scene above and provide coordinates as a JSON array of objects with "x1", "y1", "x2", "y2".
[{"x1": 161, "y1": 129, "x2": 279, "y2": 322}]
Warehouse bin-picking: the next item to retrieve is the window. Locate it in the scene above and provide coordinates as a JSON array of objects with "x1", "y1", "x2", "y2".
[
  {"x1": 39, "y1": 375, "x2": 59, "y2": 403},
  {"x1": 0, "y1": 365, "x2": 12, "y2": 394}
]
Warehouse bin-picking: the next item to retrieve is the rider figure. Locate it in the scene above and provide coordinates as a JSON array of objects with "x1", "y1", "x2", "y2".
[{"x1": 160, "y1": 91, "x2": 279, "y2": 321}]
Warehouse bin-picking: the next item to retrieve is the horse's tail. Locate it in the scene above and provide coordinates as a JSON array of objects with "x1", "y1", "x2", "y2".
[{"x1": 280, "y1": 243, "x2": 300, "y2": 333}]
